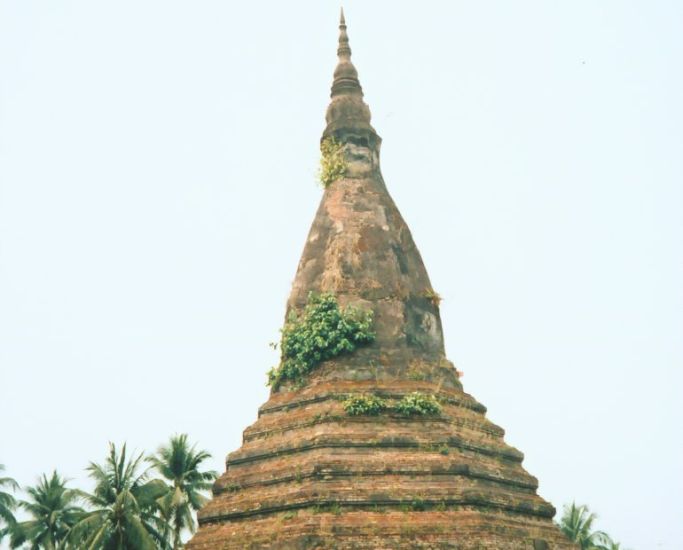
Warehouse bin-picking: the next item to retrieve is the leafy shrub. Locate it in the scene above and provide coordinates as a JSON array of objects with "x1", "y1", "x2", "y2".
[
  {"x1": 343, "y1": 392, "x2": 443, "y2": 417},
  {"x1": 395, "y1": 392, "x2": 442, "y2": 416},
  {"x1": 267, "y1": 293, "x2": 374, "y2": 389},
  {"x1": 343, "y1": 394, "x2": 388, "y2": 416},
  {"x1": 318, "y1": 137, "x2": 347, "y2": 187}
]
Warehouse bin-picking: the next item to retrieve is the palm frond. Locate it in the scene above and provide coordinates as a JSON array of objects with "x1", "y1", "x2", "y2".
[
  {"x1": 147, "y1": 434, "x2": 217, "y2": 546},
  {"x1": 11, "y1": 471, "x2": 82, "y2": 549}
]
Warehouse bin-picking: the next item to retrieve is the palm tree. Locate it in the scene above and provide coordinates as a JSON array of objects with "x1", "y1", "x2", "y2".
[
  {"x1": 9, "y1": 471, "x2": 83, "y2": 550},
  {"x1": 594, "y1": 534, "x2": 628, "y2": 550},
  {"x1": 147, "y1": 434, "x2": 217, "y2": 549},
  {"x1": 0, "y1": 464, "x2": 19, "y2": 543},
  {"x1": 598, "y1": 541, "x2": 620, "y2": 550},
  {"x1": 70, "y1": 443, "x2": 170, "y2": 550},
  {"x1": 558, "y1": 502, "x2": 609, "y2": 550}
]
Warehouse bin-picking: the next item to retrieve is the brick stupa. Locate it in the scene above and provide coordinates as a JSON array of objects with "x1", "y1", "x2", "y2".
[{"x1": 187, "y1": 12, "x2": 575, "y2": 550}]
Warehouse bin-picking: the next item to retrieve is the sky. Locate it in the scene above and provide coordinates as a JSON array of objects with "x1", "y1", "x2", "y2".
[{"x1": 1, "y1": 1, "x2": 682, "y2": 548}]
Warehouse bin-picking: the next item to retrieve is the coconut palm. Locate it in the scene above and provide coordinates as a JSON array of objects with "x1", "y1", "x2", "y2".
[
  {"x1": 598, "y1": 541, "x2": 619, "y2": 550},
  {"x1": 0, "y1": 464, "x2": 19, "y2": 543},
  {"x1": 558, "y1": 502, "x2": 609, "y2": 550},
  {"x1": 69, "y1": 443, "x2": 170, "y2": 550},
  {"x1": 9, "y1": 471, "x2": 83, "y2": 549},
  {"x1": 147, "y1": 434, "x2": 217, "y2": 549},
  {"x1": 594, "y1": 534, "x2": 628, "y2": 550}
]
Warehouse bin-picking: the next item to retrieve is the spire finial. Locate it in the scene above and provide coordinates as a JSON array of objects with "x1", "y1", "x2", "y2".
[
  {"x1": 331, "y1": 9, "x2": 360, "y2": 97},
  {"x1": 324, "y1": 9, "x2": 377, "y2": 140},
  {"x1": 337, "y1": 7, "x2": 351, "y2": 60}
]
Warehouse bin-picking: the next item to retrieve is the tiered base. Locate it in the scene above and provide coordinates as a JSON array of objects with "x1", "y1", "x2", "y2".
[
  {"x1": 189, "y1": 510, "x2": 574, "y2": 549},
  {"x1": 188, "y1": 376, "x2": 575, "y2": 549}
]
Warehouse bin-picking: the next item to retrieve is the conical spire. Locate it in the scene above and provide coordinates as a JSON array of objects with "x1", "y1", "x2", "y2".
[
  {"x1": 331, "y1": 8, "x2": 360, "y2": 97},
  {"x1": 338, "y1": 8, "x2": 349, "y2": 53},
  {"x1": 324, "y1": 9, "x2": 376, "y2": 139},
  {"x1": 290, "y1": 9, "x2": 447, "y2": 385}
]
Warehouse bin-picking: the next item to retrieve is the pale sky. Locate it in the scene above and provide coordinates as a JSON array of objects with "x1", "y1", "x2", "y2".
[{"x1": 1, "y1": 2, "x2": 681, "y2": 548}]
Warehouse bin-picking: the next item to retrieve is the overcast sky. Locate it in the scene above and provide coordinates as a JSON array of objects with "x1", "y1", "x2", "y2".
[{"x1": 1, "y1": 2, "x2": 681, "y2": 548}]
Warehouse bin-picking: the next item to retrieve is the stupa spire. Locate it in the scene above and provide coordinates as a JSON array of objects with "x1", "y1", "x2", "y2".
[
  {"x1": 337, "y1": 9, "x2": 349, "y2": 56},
  {"x1": 324, "y1": 9, "x2": 376, "y2": 139},
  {"x1": 186, "y1": 12, "x2": 577, "y2": 549},
  {"x1": 288, "y1": 8, "x2": 446, "y2": 380},
  {"x1": 332, "y1": 8, "x2": 358, "y2": 95}
]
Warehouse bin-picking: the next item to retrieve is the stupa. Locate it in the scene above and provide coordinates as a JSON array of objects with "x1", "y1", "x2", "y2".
[{"x1": 187, "y1": 11, "x2": 575, "y2": 550}]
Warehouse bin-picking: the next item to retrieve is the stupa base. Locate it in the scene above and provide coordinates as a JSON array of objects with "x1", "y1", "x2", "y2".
[{"x1": 188, "y1": 509, "x2": 575, "y2": 549}]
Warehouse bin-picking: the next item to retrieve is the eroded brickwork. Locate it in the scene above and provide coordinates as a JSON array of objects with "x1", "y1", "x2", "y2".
[{"x1": 187, "y1": 11, "x2": 576, "y2": 549}]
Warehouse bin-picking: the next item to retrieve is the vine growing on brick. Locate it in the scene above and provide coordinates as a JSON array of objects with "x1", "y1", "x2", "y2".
[
  {"x1": 267, "y1": 293, "x2": 374, "y2": 389},
  {"x1": 317, "y1": 137, "x2": 347, "y2": 188}
]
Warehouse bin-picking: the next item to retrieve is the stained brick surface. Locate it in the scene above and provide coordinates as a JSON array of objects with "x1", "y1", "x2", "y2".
[{"x1": 187, "y1": 12, "x2": 576, "y2": 550}]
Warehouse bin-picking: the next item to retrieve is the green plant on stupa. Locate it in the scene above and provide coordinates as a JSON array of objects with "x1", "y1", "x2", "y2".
[
  {"x1": 343, "y1": 394, "x2": 388, "y2": 416},
  {"x1": 267, "y1": 293, "x2": 374, "y2": 389},
  {"x1": 318, "y1": 137, "x2": 347, "y2": 187},
  {"x1": 395, "y1": 392, "x2": 442, "y2": 416},
  {"x1": 342, "y1": 392, "x2": 442, "y2": 417}
]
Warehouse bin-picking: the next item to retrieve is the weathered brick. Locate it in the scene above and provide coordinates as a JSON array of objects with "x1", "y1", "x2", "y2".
[{"x1": 187, "y1": 12, "x2": 577, "y2": 550}]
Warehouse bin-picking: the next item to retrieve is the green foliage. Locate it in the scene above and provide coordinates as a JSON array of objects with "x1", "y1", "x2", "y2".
[
  {"x1": 147, "y1": 434, "x2": 218, "y2": 550},
  {"x1": 342, "y1": 392, "x2": 443, "y2": 417},
  {"x1": 0, "y1": 465, "x2": 19, "y2": 544},
  {"x1": 267, "y1": 293, "x2": 374, "y2": 389},
  {"x1": 69, "y1": 443, "x2": 170, "y2": 550},
  {"x1": 395, "y1": 392, "x2": 442, "y2": 416},
  {"x1": 9, "y1": 471, "x2": 83, "y2": 549},
  {"x1": 343, "y1": 394, "x2": 388, "y2": 416},
  {"x1": 4, "y1": 437, "x2": 219, "y2": 550},
  {"x1": 318, "y1": 137, "x2": 347, "y2": 188},
  {"x1": 557, "y1": 502, "x2": 625, "y2": 550}
]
